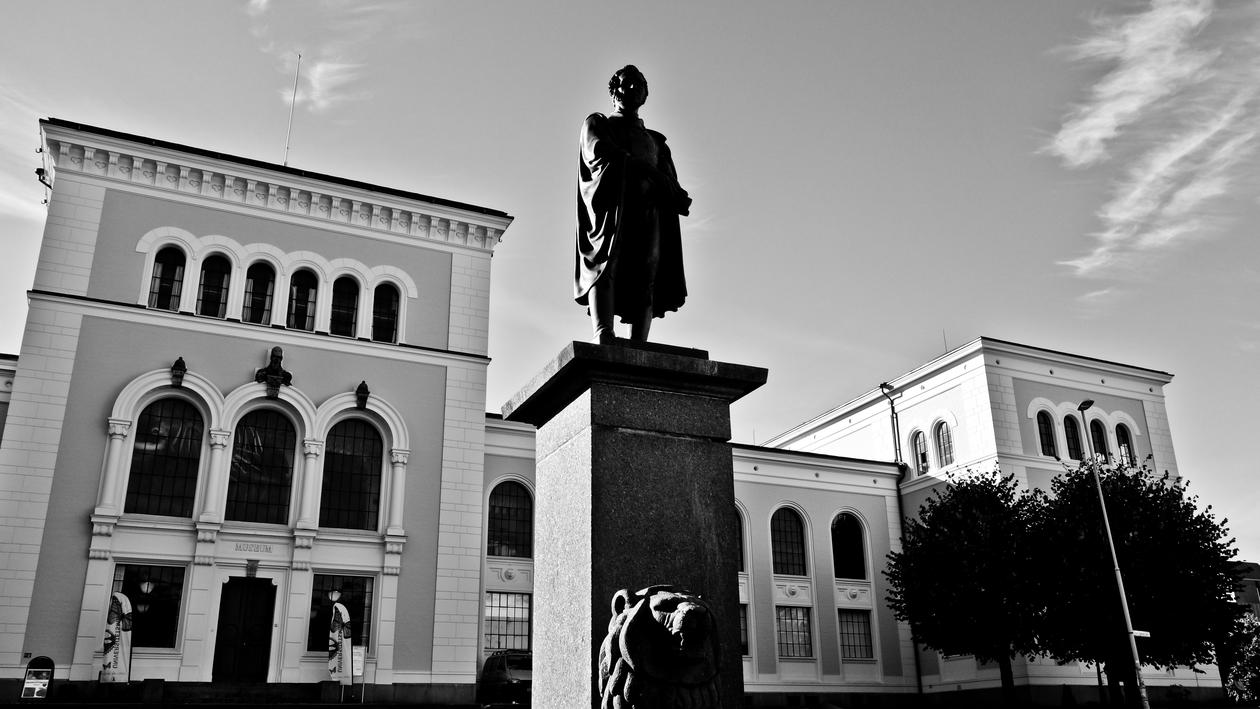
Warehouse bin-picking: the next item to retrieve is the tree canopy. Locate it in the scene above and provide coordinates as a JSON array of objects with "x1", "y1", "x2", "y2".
[
  {"x1": 1037, "y1": 461, "x2": 1241, "y2": 687},
  {"x1": 884, "y1": 471, "x2": 1044, "y2": 701}
]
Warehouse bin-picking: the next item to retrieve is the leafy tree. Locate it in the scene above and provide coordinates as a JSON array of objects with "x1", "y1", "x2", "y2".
[
  {"x1": 1226, "y1": 612, "x2": 1260, "y2": 704},
  {"x1": 885, "y1": 471, "x2": 1044, "y2": 706},
  {"x1": 1037, "y1": 460, "x2": 1242, "y2": 707}
]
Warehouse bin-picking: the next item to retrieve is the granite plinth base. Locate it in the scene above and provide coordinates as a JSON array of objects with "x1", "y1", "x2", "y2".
[{"x1": 504, "y1": 340, "x2": 767, "y2": 709}]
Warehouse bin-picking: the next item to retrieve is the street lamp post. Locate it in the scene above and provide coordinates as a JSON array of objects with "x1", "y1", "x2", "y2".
[{"x1": 1078, "y1": 400, "x2": 1150, "y2": 709}]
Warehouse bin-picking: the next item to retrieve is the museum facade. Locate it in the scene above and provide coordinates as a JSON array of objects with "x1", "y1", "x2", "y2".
[{"x1": 0, "y1": 120, "x2": 1222, "y2": 704}]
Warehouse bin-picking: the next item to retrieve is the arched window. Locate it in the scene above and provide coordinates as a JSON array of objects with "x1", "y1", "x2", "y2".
[
  {"x1": 911, "y1": 431, "x2": 929, "y2": 475},
  {"x1": 148, "y1": 246, "x2": 186, "y2": 311},
  {"x1": 934, "y1": 422, "x2": 954, "y2": 467},
  {"x1": 1064, "y1": 416, "x2": 1083, "y2": 460},
  {"x1": 736, "y1": 511, "x2": 745, "y2": 573},
  {"x1": 196, "y1": 254, "x2": 231, "y2": 318},
  {"x1": 124, "y1": 398, "x2": 204, "y2": 517},
  {"x1": 226, "y1": 409, "x2": 296, "y2": 524},
  {"x1": 330, "y1": 277, "x2": 360, "y2": 337},
  {"x1": 770, "y1": 508, "x2": 807, "y2": 576},
  {"x1": 318, "y1": 419, "x2": 383, "y2": 531},
  {"x1": 831, "y1": 513, "x2": 866, "y2": 580},
  {"x1": 1116, "y1": 424, "x2": 1134, "y2": 466},
  {"x1": 287, "y1": 269, "x2": 318, "y2": 331},
  {"x1": 242, "y1": 262, "x2": 275, "y2": 324},
  {"x1": 487, "y1": 481, "x2": 533, "y2": 558},
  {"x1": 1090, "y1": 419, "x2": 1109, "y2": 458},
  {"x1": 1036, "y1": 411, "x2": 1057, "y2": 457},
  {"x1": 372, "y1": 284, "x2": 400, "y2": 343}
]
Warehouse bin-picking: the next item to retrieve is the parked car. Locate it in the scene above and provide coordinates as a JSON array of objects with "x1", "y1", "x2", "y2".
[{"x1": 477, "y1": 649, "x2": 532, "y2": 707}]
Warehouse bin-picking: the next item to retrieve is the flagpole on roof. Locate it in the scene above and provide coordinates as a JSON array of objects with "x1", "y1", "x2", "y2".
[{"x1": 283, "y1": 52, "x2": 302, "y2": 167}]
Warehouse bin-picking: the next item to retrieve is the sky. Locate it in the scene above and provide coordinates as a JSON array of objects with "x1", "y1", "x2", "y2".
[{"x1": 1, "y1": 1, "x2": 1257, "y2": 561}]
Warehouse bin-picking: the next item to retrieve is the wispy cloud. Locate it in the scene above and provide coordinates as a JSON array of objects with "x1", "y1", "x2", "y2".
[
  {"x1": 1046, "y1": 0, "x2": 1260, "y2": 277},
  {"x1": 245, "y1": 1, "x2": 404, "y2": 114}
]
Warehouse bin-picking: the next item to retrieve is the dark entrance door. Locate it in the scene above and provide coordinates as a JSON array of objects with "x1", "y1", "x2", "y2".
[{"x1": 212, "y1": 577, "x2": 277, "y2": 682}]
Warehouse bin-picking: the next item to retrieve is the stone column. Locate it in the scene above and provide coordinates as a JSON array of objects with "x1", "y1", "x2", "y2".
[
  {"x1": 503, "y1": 341, "x2": 766, "y2": 709},
  {"x1": 97, "y1": 418, "x2": 132, "y2": 514},
  {"x1": 386, "y1": 448, "x2": 410, "y2": 535},
  {"x1": 198, "y1": 429, "x2": 231, "y2": 523},
  {"x1": 297, "y1": 439, "x2": 323, "y2": 529}
]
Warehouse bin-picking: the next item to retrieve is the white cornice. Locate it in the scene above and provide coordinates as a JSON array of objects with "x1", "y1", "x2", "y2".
[
  {"x1": 41, "y1": 123, "x2": 511, "y2": 253},
  {"x1": 27, "y1": 290, "x2": 490, "y2": 368}
]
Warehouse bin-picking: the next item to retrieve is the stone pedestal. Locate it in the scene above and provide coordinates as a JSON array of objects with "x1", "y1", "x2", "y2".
[{"x1": 503, "y1": 341, "x2": 767, "y2": 709}]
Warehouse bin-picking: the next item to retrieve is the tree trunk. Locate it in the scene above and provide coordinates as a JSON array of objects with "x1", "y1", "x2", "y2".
[{"x1": 997, "y1": 654, "x2": 1019, "y2": 708}]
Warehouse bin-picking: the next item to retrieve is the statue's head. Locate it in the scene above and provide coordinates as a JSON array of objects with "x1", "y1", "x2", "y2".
[
  {"x1": 270, "y1": 346, "x2": 283, "y2": 365},
  {"x1": 609, "y1": 65, "x2": 648, "y2": 113},
  {"x1": 598, "y1": 585, "x2": 721, "y2": 709}
]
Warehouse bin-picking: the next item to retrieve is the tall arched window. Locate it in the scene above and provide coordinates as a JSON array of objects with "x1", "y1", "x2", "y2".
[
  {"x1": 487, "y1": 481, "x2": 533, "y2": 558},
  {"x1": 1116, "y1": 424, "x2": 1134, "y2": 466},
  {"x1": 934, "y1": 422, "x2": 954, "y2": 466},
  {"x1": 330, "y1": 277, "x2": 360, "y2": 337},
  {"x1": 770, "y1": 508, "x2": 807, "y2": 576},
  {"x1": 148, "y1": 246, "x2": 186, "y2": 311},
  {"x1": 196, "y1": 254, "x2": 232, "y2": 318},
  {"x1": 736, "y1": 510, "x2": 745, "y2": 572},
  {"x1": 287, "y1": 269, "x2": 318, "y2": 331},
  {"x1": 1064, "y1": 416, "x2": 1083, "y2": 460},
  {"x1": 372, "y1": 284, "x2": 400, "y2": 343},
  {"x1": 1090, "y1": 419, "x2": 1110, "y2": 458},
  {"x1": 124, "y1": 398, "x2": 204, "y2": 517},
  {"x1": 242, "y1": 262, "x2": 275, "y2": 324},
  {"x1": 226, "y1": 409, "x2": 296, "y2": 524},
  {"x1": 831, "y1": 513, "x2": 866, "y2": 580},
  {"x1": 911, "y1": 431, "x2": 929, "y2": 475},
  {"x1": 319, "y1": 419, "x2": 383, "y2": 530},
  {"x1": 1036, "y1": 411, "x2": 1057, "y2": 457}
]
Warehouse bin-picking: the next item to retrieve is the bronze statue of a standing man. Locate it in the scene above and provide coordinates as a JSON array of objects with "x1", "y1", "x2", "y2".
[{"x1": 575, "y1": 65, "x2": 692, "y2": 344}]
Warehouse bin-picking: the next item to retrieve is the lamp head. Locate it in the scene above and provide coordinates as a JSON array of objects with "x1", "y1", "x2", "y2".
[{"x1": 1078, "y1": 399, "x2": 1095, "y2": 413}]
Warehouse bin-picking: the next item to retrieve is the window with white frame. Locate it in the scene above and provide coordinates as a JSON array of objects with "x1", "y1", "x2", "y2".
[
  {"x1": 1116, "y1": 424, "x2": 1134, "y2": 466},
  {"x1": 934, "y1": 422, "x2": 954, "y2": 466},
  {"x1": 226, "y1": 409, "x2": 296, "y2": 524},
  {"x1": 487, "y1": 481, "x2": 533, "y2": 558},
  {"x1": 196, "y1": 254, "x2": 231, "y2": 318},
  {"x1": 831, "y1": 513, "x2": 866, "y2": 580},
  {"x1": 1036, "y1": 411, "x2": 1057, "y2": 458},
  {"x1": 837, "y1": 609, "x2": 874, "y2": 660},
  {"x1": 371, "y1": 283, "x2": 400, "y2": 343},
  {"x1": 1064, "y1": 416, "x2": 1083, "y2": 460},
  {"x1": 318, "y1": 419, "x2": 383, "y2": 531},
  {"x1": 113, "y1": 563, "x2": 186, "y2": 648},
  {"x1": 330, "y1": 277, "x2": 359, "y2": 337},
  {"x1": 148, "y1": 246, "x2": 186, "y2": 311},
  {"x1": 911, "y1": 431, "x2": 929, "y2": 475},
  {"x1": 484, "y1": 591, "x2": 532, "y2": 651},
  {"x1": 124, "y1": 398, "x2": 204, "y2": 517},
  {"x1": 770, "y1": 507, "x2": 807, "y2": 576},
  {"x1": 242, "y1": 262, "x2": 275, "y2": 324},
  {"x1": 1089, "y1": 419, "x2": 1109, "y2": 458},
  {"x1": 286, "y1": 269, "x2": 318, "y2": 331},
  {"x1": 775, "y1": 606, "x2": 813, "y2": 658},
  {"x1": 307, "y1": 574, "x2": 374, "y2": 651}
]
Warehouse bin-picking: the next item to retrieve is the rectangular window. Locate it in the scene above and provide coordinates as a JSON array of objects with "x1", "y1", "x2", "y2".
[
  {"x1": 307, "y1": 574, "x2": 374, "y2": 651},
  {"x1": 775, "y1": 606, "x2": 812, "y2": 658},
  {"x1": 739, "y1": 604, "x2": 749, "y2": 656},
  {"x1": 837, "y1": 609, "x2": 874, "y2": 660},
  {"x1": 485, "y1": 592, "x2": 532, "y2": 652},
  {"x1": 112, "y1": 564, "x2": 185, "y2": 648}
]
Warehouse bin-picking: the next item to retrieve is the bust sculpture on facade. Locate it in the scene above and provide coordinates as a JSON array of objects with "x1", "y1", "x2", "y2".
[{"x1": 575, "y1": 65, "x2": 692, "y2": 344}]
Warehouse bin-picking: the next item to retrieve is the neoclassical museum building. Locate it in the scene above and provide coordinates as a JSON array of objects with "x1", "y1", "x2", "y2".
[{"x1": 0, "y1": 120, "x2": 1223, "y2": 704}]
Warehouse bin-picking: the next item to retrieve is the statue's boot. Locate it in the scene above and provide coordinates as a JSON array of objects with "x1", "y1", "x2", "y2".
[
  {"x1": 590, "y1": 282, "x2": 617, "y2": 344},
  {"x1": 630, "y1": 307, "x2": 653, "y2": 342}
]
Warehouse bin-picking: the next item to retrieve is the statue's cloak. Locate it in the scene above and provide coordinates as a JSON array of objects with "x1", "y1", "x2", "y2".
[{"x1": 575, "y1": 112, "x2": 688, "y2": 321}]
